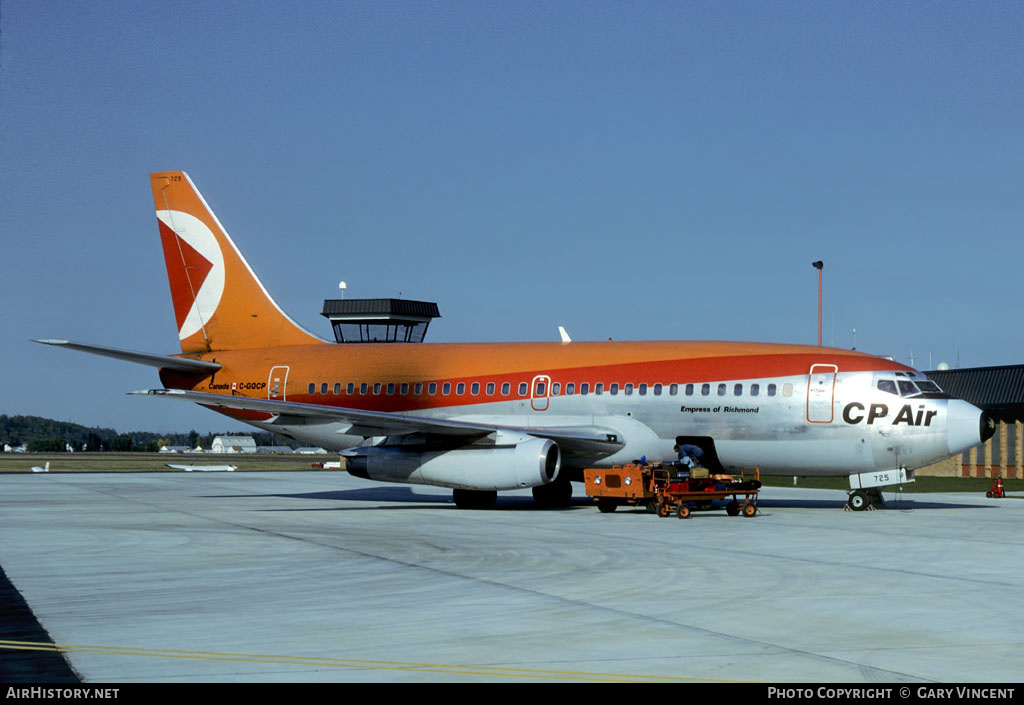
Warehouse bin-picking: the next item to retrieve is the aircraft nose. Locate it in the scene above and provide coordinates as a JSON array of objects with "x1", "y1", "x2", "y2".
[{"x1": 946, "y1": 399, "x2": 995, "y2": 455}]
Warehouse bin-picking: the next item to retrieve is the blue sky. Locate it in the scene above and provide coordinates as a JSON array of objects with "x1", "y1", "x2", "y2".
[{"x1": 1, "y1": 0, "x2": 1021, "y2": 434}]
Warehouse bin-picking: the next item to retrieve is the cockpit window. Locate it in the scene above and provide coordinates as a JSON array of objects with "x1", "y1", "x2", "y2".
[
  {"x1": 877, "y1": 380, "x2": 898, "y2": 395},
  {"x1": 898, "y1": 380, "x2": 920, "y2": 397},
  {"x1": 916, "y1": 380, "x2": 943, "y2": 394}
]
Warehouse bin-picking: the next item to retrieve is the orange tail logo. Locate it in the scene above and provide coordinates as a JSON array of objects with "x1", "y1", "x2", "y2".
[{"x1": 150, "y1": 171, "x2": 323, "y2": 353}]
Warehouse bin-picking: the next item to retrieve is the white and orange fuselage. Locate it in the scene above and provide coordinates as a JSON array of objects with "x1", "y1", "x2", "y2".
[{"x1": 40, "y1": 171, "x2": 993, "y2": 506}]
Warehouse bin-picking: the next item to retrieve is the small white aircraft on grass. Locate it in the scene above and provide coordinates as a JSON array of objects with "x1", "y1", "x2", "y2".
[{"x1": 165, "y1": 464, "x2": 237, "y2": 472}]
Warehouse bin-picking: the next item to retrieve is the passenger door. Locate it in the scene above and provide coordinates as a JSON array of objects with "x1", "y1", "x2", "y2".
[
  {"x1": 806, "y1": 364, "x2": 837, "y2": 423},
  {"x1": 268, "y1": 366, "x2": 289, "y2": 401}
]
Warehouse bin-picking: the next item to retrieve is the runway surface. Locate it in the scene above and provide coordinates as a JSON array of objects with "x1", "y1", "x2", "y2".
[{"x1": 0, "y1": 471, "x2": 1022, "y2": 683}]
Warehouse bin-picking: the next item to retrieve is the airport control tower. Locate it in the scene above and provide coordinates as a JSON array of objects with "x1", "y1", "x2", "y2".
[{"x1": 320, "y1": 298, "x2": 441, "y2": 344}]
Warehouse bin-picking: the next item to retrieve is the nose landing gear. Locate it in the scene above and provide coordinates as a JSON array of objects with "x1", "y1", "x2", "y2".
[
  {"x1": 845, "y1": 488, "x2": 885, "y2": 511},
  {"x1": 845, "y1": 469, "x2": 911, "y2": 511}
]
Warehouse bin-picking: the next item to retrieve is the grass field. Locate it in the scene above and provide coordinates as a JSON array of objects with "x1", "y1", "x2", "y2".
[{"x1": 0, "y1": 452, "x2": 337, "y2": 473}]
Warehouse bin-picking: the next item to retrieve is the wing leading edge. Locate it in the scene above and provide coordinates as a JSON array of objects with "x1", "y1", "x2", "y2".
[{"x1": 133, "y1": 388, "x2": 624, "y2": 454}]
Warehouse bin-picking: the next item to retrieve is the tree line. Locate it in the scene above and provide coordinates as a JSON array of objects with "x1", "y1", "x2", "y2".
[{"x1": 1, "y1": 415, "x2": 296, "y2": 452}]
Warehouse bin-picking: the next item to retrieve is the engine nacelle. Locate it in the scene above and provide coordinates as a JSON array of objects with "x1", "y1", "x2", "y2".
[{"x1": 347, "y1": 437, "x2": 561, "y2": 491}]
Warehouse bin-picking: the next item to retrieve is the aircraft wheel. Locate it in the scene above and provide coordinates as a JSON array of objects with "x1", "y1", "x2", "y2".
[
  {"x1": 597, "y1": 498, "x2": 618, "y2": 513},
  {"x1": 847, "y1": 490, "x2": 869, "y2": 512},
  {"x1": 742, "y1": 502, "x2": 757, "y2": 517},
  {"x1": 726, "y1": 501, "x2": 740, "y2": 516},
  {"x1": 676, "y1": 504, "x2": 691, "y2": 519},
  {"x1": 453, "y1": 489, "x2": 497, "y2": 510}
]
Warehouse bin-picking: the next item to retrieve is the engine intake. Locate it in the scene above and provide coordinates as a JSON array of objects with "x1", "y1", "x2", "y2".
[{"x1": 347, "y1": 437, "x2": 560, "y2": 491}]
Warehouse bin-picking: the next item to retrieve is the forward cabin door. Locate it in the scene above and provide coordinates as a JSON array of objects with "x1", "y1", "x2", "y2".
[
  {"x1": 806, "y1": 364, "x2": 838, "y2": 423},
  {"x1": 268, "y1": 366, "x2": 289, "y2": 401}
]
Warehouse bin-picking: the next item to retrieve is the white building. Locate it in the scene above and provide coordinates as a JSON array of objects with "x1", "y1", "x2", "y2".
[{"x1": 211, "y1": 436, "x2": 257, "y2": 454}]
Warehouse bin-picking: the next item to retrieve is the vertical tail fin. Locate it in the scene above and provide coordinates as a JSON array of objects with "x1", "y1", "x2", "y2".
[{"x1": 150, "y1": 171, "x2": 324, "y2": 353}]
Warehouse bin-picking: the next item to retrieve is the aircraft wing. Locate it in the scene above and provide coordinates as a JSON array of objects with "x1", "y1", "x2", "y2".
[{"x1": 133, "y1": 389, "x2": 624, "y2": 453}]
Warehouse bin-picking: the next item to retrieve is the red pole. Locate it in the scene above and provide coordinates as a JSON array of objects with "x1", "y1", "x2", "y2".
[
  {"x1": 812, "y1": 261, "x2": 823, "y2": 346},
  {"x1": 818, "y1": 267, "x2": 822, "y2": 346}
]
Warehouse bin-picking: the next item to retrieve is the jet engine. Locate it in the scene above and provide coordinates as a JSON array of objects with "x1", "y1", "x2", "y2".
[{"x1": 346, "y1": 437, "x2": 560, "y2": 491}]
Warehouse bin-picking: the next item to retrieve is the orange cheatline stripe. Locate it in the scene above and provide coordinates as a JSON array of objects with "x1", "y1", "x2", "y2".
[{"x1": 176, "y1": 343, "x2": 908, "y2": 415}]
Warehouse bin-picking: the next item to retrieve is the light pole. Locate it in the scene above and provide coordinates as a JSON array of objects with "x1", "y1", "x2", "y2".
[{"x1": 812, "y1": 261, "x2": 823, "y2": 346}]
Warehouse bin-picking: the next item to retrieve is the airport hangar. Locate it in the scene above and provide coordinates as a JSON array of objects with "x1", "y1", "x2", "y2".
[{"x1": 925, "y1": 364, "x2": 1024, "y2": 478}]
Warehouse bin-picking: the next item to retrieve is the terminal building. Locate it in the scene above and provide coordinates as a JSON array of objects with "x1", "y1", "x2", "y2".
[{"x1": 926, "y1": 365, "x2": 1024, "y2": 478}]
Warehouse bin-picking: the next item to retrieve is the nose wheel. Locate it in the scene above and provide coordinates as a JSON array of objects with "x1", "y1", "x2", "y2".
[
  {"x1": 847, "y1": 490, "x2": 869, "y2": 511},
  {"x1": 846, "y1": 488, "x2": 884, "y2": 511}
]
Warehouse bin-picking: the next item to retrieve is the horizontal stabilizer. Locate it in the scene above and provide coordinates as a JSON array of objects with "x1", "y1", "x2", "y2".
[{"x1": 34, "y1": 339, "x2": 221, "y2": 374}]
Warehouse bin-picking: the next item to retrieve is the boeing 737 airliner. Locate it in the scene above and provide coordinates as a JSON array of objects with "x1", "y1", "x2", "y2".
[{"x1": 38, "y1": 171, "x2": 994, "y2": 510}]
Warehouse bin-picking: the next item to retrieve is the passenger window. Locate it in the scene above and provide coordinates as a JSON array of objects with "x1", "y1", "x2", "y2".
[
  {"x1": 701, "y1": 383, "x2": 710, "y2": 396},
  {"x1": 428, "y1": 383, "x2": 437, "y2": 395},
  {"x1": 767, "y1": 384, "x2": 776, "y2": 396},
  {"x1": 373, "y1": 383, "x2": 381, "y2": 395},
  {"x1": 750, "y1": 383, "x2": 760, "y2": 397},
  {"x1": 519, "y1": 382, "x2": 528, "y2": 396},
  {"x1": 595, "y1": 383, "x2": 604, "y2": 395},
  {"x1": 782, "y1": 383, "x2": 793, "y2": 397},
  {"x1": 551, "y1": 382, "x2": 560, "y2": 396},
  {"x1": 653, "y1": 383, "x2": 662, "y2": 396},
  {"x1": 486, "y1": 382, "x2": 495, "y2": 395},
  {"x1": 471, "y1": 382, "x2": 480, "y2": 395},
  {"x1": 610, "y1": 383, "x2": 619, "y2": 395},
  {"x1": 308, "y1": 383, "x2": 316, "y2": 395},
  {"x1": 686, "y1": 384, "x2": 694, "y2": 396},
  {"x1": 347, "y1": 382, "x2": 355, "y2": 395},
  {"x1": 581, "y1": 383, "x2": 590, "y2": 395},
  {"x1": 414, "y1": 383, "x2": 423, "y2": 395},
  {"x1": 734, "y1": 384, "x2": 742, "y2": 396},
  {"x1": 455, "y1": 383, "x2": 464, "y2": 395},
  {"x1": 624, "y1": 383, "x2": 634, "y2": 395},
  {"x1": 501, "y1": 382, "x2": 510, "y2": 395},
  {"x1": 669, "y1": 384, "x2": 678, "y2": 396},
  {"x1": 639, "y1": 384, "x2": 648, "y2": 396},
  {"x1": 443, "y1": 383, "x2": 451, "y2": 395},
  {"x1": 566, "y1": 383, "x2": 575, "y2": 395},
  {"x1": 535, "y1": 382, "x2": 546, "y2": 396},
  {"x1": 877, "y1": 380, "x2": 898, "y2": 395},
  {"x1": 400, "y1": 383, "x2": 409, "y2": 395},
  {"x1": 386, "y1": 383, "x2": 395, "y2": 395},
  {"x1": 717, "y1": 383, "x2": 726, "y2": 396}
]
